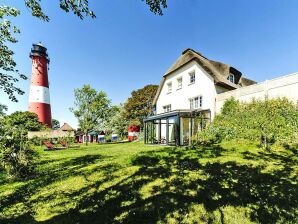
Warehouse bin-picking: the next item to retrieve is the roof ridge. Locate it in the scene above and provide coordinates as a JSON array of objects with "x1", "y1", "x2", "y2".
[
  {"x1": 153, "y1": 48, "x2": 256, "y2": 105},
  {"x1": 182, "y1": 48, "x2": 208, "y2": 59}
]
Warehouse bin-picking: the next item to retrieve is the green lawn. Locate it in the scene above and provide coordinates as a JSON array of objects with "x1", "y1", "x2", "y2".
[{"x1": 0, "y1": 141, "x2": 297, "y2": 224}]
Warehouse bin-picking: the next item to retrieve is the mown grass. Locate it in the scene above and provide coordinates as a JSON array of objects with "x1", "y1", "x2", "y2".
[{"x1": 0, "y1": 140, "x2": 297, "y2": 223}]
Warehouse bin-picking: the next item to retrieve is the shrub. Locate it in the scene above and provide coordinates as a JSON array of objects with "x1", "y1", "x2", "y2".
[
  {"x1": 1, "y1": 142, "x2": 37, "y2": 179},
  {"x1": 0, "y1": 128, "x2": 38, "y2": 179},
  {"x1": 0, "y1": 111, "x2": 42, "y2": 179},
  {"x1": 195, "y1": 97, "x2": 298, "y2": 149},
  {"x1": 106, "y1": 135, "x2": 112, "y2": 143}
]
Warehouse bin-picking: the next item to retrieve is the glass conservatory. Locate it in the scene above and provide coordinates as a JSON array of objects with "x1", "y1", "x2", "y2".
[{"x1": 144, "y1": 109, "x2": 211, "y2": 146}]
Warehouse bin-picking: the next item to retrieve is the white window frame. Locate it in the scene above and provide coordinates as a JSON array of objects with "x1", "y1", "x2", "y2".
[
  {"x1": 194, "y1": 97, "x2": 199, "y2": 109},
  {"x1": 227, "y1": 74, "x2": 235, "y2": 83},
  {"x1": 189, "y1": 96, "x2": 203, "y2": 110},
  {"x1": 189, "y1": 71, "x2": 196, "y2": 84},
  {"x1": 163, "y1": 104, "x2": 171, "y2": 113},
  {"x1": 189, "y1": 98, "x2": 194, "y2": 110},
  {"x1": 167, "y1": 82, "x2": 172, "y2": 94},
  {"x1": 177, "y1": 77, "x2": 182, "y2": 90}
]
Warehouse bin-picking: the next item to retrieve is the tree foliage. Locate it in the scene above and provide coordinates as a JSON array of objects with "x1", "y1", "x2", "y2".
[
  {"x1": 0, "y1": 104, "x2": 8, "y2": 116},
  {"x1": 0, "y1": 111, "x2": 43, "y2": 178},
  {"x1": 1, "y1": 1, "x2": 167, "y2": 102},
  {"x1": 103, "y1": 104, "x2": 129, "y2": 138},
  {"x1": 196, "y1": 98, "x2": 298, "y2": 150},
  {"x1": 0, "y1": 6, "x2": 26, "y2": 102},
  {"x1": 123, "y1": 84, "x2": 158, "y2": 128},
  {"x1": 4, "y1": 111, "x2": 44, "y2": 131},
  {"x1": 52, "y1": 118, "x2": 60, "y2": 130},
  {"x1": 99, "y1": 105, "x2": 120, "y2": 135},
  {"x1": 70, "y1": 84, "x2": 110, "y2": 143},
  {"x1": 142, "y1": 0, "x2": 167, "y2": 15},
  {"x1": 24, "y1": 0, "x2": 96, "y2": 22}
]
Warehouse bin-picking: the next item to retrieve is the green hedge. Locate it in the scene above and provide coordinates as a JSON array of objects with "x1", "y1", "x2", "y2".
[{"x1": 195, "y1": 97, "x2": 298, "y2": 149}]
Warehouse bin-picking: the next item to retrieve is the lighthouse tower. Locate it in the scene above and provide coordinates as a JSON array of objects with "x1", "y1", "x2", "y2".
[{"x1": 28, "y1": 43, "x2": 52, "y2": 128}]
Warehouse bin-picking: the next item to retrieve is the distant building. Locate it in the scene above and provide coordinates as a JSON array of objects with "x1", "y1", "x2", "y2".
[
  {"x1": 59, "y1": 123, "x2": 75, "y2": 132},
  {"x1": 75, "y1": 131, "x2": 105, "y2": 143}
]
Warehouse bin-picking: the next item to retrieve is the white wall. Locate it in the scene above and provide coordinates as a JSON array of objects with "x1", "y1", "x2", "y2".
[
  {"x1": 156, "y1": 61, "x2": 217, "y2": 119},
  {"x1": 216, "y1": 72, "x2": 298, "y2": 113},
  {"x1": 156, "y1": 63, "x2": 298, "y2": 121}
]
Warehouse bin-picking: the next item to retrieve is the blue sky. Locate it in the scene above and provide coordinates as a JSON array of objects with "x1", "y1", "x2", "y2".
[{"x1": 1, "y1": 0, "x2": 298, "y2": 128}]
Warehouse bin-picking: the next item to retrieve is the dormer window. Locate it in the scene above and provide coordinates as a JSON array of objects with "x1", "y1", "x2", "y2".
[
  {"x1": 167, "y1": 82, "x2": 172, "y2": 93},
  {"x1": 228, "y1": 74, "x2": 235, "y2": 83}
]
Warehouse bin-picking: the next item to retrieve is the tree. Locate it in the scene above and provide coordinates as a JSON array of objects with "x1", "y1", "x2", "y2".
[
  {"x1": 123, "y1": 84, "x2": 158, "y2": 129},
  {"x1": 99, "y1": 105, "x2": 120, "y2": 136},
  {"x1": 70, "y1": 84, "x2": 110, "y2": 145},
  {"x1": 102, "y1": 104, "x2": 129, "y2": 139},
  {"x1": 4, "y1": 111, "x2": 44, "y2": 132},
  {"x1": 52, "y1": 119, "x2": 60, "y2": 130},
  {"x1": 0, "y1": 104, "x2": 8, "y2": 116},
  {"x1": 1, "y1": 1, "x2": 167, "y2": 102},
  {"x1": 0, "y1": 111, "x2": 43, "y2": 178}
]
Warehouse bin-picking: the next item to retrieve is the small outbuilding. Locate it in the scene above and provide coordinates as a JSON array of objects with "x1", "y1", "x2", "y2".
[
  {"x1": 75, "y1": 130, "x2": 105, "y2": 143},
  {"x1": 59, "y1": 123, "x2": 75, "y2": 132}
]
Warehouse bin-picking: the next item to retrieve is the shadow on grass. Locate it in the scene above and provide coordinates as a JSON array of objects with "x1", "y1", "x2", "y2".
[
  {"x1": 0, "y1": 154, "x2": 116, "y2": 223},
  {"x1": 1, "y1": 145, "x2": 297, "y2": 224}
]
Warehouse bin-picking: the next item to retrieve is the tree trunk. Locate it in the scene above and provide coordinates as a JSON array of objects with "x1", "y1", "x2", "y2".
[{"x1": 85, "y1": 131, "x2": 88, "y2": 146}]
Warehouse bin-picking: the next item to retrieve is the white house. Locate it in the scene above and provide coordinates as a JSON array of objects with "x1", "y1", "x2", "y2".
[
  {"x1": 144, "y1": 48, "x2": 298, "y2": 146},
  {"x1": 144, "y1": 48, "x2": 256, "y2": 146}
]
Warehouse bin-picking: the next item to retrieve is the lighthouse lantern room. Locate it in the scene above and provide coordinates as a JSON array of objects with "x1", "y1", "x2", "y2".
[{"x1": 28, "y1": 43, "x2": 52, "y2": 128}]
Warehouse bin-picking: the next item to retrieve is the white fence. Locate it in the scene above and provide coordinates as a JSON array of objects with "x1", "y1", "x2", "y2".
[{"x1": 216, "y1": 73, "x2": 298, "y2": 113}]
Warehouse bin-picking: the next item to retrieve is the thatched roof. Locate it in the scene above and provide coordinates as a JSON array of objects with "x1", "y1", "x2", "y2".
[
  {"x1": 153, "y1": 48, "x2": 256, "y2": 105},
  {"x1": 59, "y1": 123, "x2": 75, "y2": 131},
  {"x1": 240, "y1": 77, "x2": 256, "y2": 86}
]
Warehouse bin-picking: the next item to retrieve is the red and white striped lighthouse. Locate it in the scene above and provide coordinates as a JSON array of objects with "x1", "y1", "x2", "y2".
[{"x1": 28, "y1": 43, "x2": 52, "y2": 128}]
